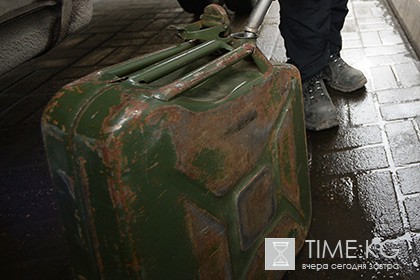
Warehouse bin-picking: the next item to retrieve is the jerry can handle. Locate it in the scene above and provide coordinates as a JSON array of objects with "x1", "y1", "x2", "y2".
[
  {"x1": 153, "y1": 42, "x2": 270, "y2": 101},
  {"x1": 107, "y1": 41, "x2": 197, "y2": 77},
  {"x1": 129, "y1": 40, "x2": 233, "y2": 84}
]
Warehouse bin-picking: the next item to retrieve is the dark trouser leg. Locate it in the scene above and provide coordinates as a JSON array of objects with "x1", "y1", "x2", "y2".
[
  {"x1": 323, "y1": 0, "x2": 367, "y2": 92},
  {"x1": 329, "y1": 0, "x2": 349, "y2": 55},
  {"x1": 278, "y1": 0, "x2": 331, "y2": 81}
]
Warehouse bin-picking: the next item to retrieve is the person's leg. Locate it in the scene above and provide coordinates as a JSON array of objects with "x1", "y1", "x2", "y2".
[
  {"x1": 323, "y1": 0, "x2": 367, "y2": 92},
  {"x1": 278, "y1": 0, "x2": 331, "y2": 81},
  {"x1": 279, "y1": 0, "x2": 338, "y2": 131},
  {"x1": 329, "y1": 0, "x2": 348, "y2": 56}
]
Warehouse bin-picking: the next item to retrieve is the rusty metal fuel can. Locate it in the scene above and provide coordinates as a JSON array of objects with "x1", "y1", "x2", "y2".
[{"x1": 42, "y1": 3, "x2": 311, "y2": 280}]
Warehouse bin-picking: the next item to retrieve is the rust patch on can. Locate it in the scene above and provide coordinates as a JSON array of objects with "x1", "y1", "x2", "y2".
[
  {"x1": 78, "y1": 157, "x2": 106, "y2": 278},
  {"x1": 182, "y1": 196, "x2": 233, "y2": 280},
  {"x1": 277, "y1": 108, "x2": 300, "y2": 209},
  {"x1": 42, "y1": 91, "x2": 65, "y2": 124},
  {"x1": 75, "y1": 92, "x2": 148, "y2": 276},
  {"x1": 237, "y1": 167, "x2": 276, "y2": 250},
  {"x1": 144, "y1": 67, "x2": 298, "y2": 197}
]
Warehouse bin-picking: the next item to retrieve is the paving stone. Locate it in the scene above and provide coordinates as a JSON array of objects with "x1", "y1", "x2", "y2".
[
  {"x1": 34, "y1": 79, "x2": 76, "y2": 96},
  {"x1": 103, "y1": 38, "x2": 149, "y2": 47},
  {"x1": 43, "y1": 46, "x2": 93, "y2": 60},
  {"x1": 370, "y1": 5, "x2": 387, "y2": 18},
  {"x1": 397, "y1": 165, "x2": 420, "y2": 195},
  {"x1": 73, "y1": 33, "x2": 116, "y2": 50},
  {"x1": 385, "y1": 121, "x2": 420, "y2": 166},
  {"x1": 156, "y1": 7, "x2": 184, "y2": 14},
  {"x1": 356, "y1": 171, "x2": 404, "y2": 237},
  {"x1": 316, "y1": 177, "x2": 356, "y2": 210},
  {"x1": 381, "y1": 100, "x2": 420, "y2": 120},
  {"x1": 98, "y1": 46, "x2": 140, "y2": 65},
  {"x1": 143, "y1": 18, "x2": 175, "y2": 31},
  {"x1": 366, "y1": 53, "x2": 417, "y2": 66},
  {"x1": 52, "y1": 67, "x2": 98, "y2": 80},
  {"x1": 172, "y1": 16, "x2": 196, "y2": 25},
  {"x1": 95, "y1": 13, "x2": 127, "y2": 22},
  {"x1": 123, "y1": 10, "x2": 156, "y2": 20},
  {"x1": 340, "y1": 48, "x2": 365, "y2": 65},
  {"x1": 84, "y1": 24, "x2": 126, "y2": 34},
  {"x1": 342, "y1": 38, "x2": 363, "y2": 49},
  {"x1": 341, "y1": 32, "x2": 360, "y2": 41},
  {"x1": 133, "y1": 44, "x2": 178, "y2": 56},
  {"x1": 0, "y1": 70, "x2": 59, "y2": 99},
  {"x1": 33, "y1": 58, "x2": 77, "y2": 70},
  {"x1": 0, "y1": 70, "x2": 33, "y2": 92},
  {"x1": 89, "y1": 18, "x2": 134, "y2": 27},
  {"x1": 352, "y1": 2, "x2": 374, "y2": 18},
  {"x1": 393, "y1": 63, "x2": 420, "y2": 88},
  {"x1": 370, "y1": 65, "x2": 398, "y2": 91},
  {"x1": 112, "y1": 32, "x2": 150, "y2": 40},
  {"x1": 358, "y1": 22, "x2": 394, "y2": 32},
  {"x1": 348, "y1": 92, "x2": 379, "y2": 125},
  {"x1": 355, "y1": 14, "x2": 388, "y2": 26},
  {"x1": 0, "y1": 95, "x2": 27, "y2": 115},
  {"x1": 379, "y1": 29, "x2": 404, "y2": 45},
  {"x1": 148, "y1": 30, "x2": 186, "y2": 45},
  {"x1": 360, "y1": 31, "x2": 382, "y2": 47},
  {"x1": 311, "y1": 146, "x2": 389, "y2": 176},
  {"x1": 364, "y1": 44, "x2": 410, "y2": 56},
  {"x1": 334, "y1": 96, "x2": 351, "y2": 127},
  {"x1": 131, "y1": 30, "x2": 158, "y2": 38},
  {"x1": 376, "y1": 86, "x2": 420, "y2": 104},
  {"x1": 404, "y1": 196, "x2": 420, "y2": 232},
  {"x1": 74, "y1": 47, "x2": 116, "y2": 67},
  {"x1": 0, "y1": 94, "x2": 56, "y2": 128},
  {"x1": 55, "y1": 33, "x2": 95, "y2": 49},
  {"x1": 310, "y1": 125, "x2": 382, "y2": 151},
  {"x1": 123, "y1": 19, "x2": 155, "y2": 32}
]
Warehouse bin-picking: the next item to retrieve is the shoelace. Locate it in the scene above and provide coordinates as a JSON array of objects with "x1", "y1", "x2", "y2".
[
  {"x1": 303, "y1": 74, "x2": 326, "y2": 102},
  {"x1": 330, "y1": 54, "x2": 347, "y2": 71}
]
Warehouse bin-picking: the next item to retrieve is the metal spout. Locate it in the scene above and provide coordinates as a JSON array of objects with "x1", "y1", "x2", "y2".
[{"x1": 243, "y1": 0, "x2": 274, "y2": 37}]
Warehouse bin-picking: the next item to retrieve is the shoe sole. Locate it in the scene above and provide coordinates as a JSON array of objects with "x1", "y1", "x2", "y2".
[
  {"x1": 323, "y1": 76, "x2": 367, "y2": 93},
  {"x1": 306, "y1": 118, "x2": 339, "y2": 131}
]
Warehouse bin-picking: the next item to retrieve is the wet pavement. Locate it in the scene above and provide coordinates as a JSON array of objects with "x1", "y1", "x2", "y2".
[{"x1": 0, "y1": 0, "x2": 419, "y2": 279}]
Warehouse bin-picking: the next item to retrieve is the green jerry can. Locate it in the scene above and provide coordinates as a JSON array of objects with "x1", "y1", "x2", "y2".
[{"x1": 42, "y1": 4, "x2": 311, "y2": 280}]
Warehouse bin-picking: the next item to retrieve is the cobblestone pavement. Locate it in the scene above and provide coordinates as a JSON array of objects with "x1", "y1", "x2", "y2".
[
  {"x1": 0, "y1": 0, "x2": 419, "y2": 279},
  {"x1": 260, "y1": 1, "x2": 420, "y2": 279}
]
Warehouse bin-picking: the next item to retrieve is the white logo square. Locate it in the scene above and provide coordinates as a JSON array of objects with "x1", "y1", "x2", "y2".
[{"x1": 265, "y1": 238, "x2": 295, "y2": 270}]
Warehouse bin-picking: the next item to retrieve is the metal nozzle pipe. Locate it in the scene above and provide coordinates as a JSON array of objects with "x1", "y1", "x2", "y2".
[{"x1": 243, "y1": 0, "x2": 274, "y2": 36}]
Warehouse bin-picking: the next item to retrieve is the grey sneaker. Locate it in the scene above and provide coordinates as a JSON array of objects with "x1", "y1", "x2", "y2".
[
  {"x1": 323, "y1": 54, "x2": 367, "y2": 92},
  {"x1": 302, "y1": 73, "x2": 339, "y2": 131}
]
